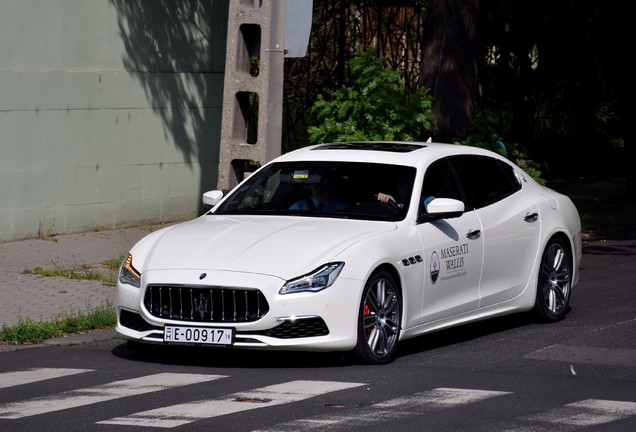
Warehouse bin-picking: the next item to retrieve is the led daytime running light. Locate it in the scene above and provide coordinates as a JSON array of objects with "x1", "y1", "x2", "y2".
[{"x1": 124, "y1": 254, "x2": 140, "y2": 278}]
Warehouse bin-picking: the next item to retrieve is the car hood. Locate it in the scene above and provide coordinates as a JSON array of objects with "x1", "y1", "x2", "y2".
[{"x1": 133, "y1": 215, "x2": 394, "y2": 280}]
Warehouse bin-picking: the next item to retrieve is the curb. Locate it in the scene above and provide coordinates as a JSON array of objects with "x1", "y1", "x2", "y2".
[{"x1": 0, "y1": 328, "x2": 119, "y2": 353}]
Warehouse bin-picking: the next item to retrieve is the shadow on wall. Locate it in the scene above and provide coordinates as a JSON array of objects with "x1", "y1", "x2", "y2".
[{"x1": 109, "y1": 0, "x2": 229, "y2": 213}]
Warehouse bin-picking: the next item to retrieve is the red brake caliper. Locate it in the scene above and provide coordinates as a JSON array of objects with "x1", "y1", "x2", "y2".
[{"x1": 363, "y1": 304, "x2": 372, "y2": 339}]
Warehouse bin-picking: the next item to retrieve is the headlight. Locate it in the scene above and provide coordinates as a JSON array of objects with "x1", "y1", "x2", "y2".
[
  {"x1": 279, "y1": 262, "x2": 344, "y2": 294},
  {"x1": 119, "y1": 253, "x2": 141, "y2": 288}
]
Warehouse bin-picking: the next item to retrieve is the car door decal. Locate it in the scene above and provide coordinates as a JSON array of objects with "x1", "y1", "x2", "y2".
[{"x1": 430, "y1": 242, "x2": 470, "y2": 284}]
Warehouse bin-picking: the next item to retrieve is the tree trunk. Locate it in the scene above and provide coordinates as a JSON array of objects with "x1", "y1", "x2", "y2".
[{"x1": 418, "y1": 0, "x2": 482, "y2": 142}]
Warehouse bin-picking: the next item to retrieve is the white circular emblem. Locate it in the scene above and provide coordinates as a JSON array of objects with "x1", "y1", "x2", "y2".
[{"x1": 430, "y1": 251, "x2": 440, "y2": 284}]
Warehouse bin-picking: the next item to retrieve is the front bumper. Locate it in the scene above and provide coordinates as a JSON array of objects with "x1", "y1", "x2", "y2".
[{"x1": 115, "y1": 269, "x2": 362, "y2": 351}]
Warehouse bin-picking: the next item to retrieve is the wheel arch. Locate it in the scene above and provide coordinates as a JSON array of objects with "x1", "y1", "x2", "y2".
[{"x1": 548, "y1": 231, "x2": 573, "y2": 254}]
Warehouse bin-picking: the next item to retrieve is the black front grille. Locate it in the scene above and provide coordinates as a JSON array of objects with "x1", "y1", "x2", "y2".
[{"x1": 144, "y1": 285, "x2": 269, "y2": 323}]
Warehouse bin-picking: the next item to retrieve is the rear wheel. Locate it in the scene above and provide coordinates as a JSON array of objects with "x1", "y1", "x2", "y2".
[
  {"x1": 533, "y1": 238, "x2": 572, "y2": 322},
  {"x1": 354, "y1": 270, "x2": 401, "y2": 364}
]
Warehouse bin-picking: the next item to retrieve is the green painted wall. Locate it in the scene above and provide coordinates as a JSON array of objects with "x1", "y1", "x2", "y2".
[{"x1": 0, "y1": 0, "x2": 228, "y2": 241}]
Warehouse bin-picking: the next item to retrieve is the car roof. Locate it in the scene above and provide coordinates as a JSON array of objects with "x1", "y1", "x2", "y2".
[{"x1": 274, "y1": 141, "x2": 504, "y2": 167}]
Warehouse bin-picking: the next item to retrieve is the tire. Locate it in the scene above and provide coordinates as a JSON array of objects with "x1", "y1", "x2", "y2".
[
  {"x1": 533, "y1": 237, "x2": 572, "y2": 322},
  {"x1": 354, "y1": 270, "x2": 401, "y2": 364}
]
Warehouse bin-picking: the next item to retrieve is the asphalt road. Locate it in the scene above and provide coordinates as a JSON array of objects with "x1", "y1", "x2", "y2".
[{"x1": 0, "y1": 237, "x2": 634, "y2": 431}]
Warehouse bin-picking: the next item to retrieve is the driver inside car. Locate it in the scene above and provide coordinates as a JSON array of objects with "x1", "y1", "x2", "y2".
[
  {"x1": 376, "y1": 174, "x2": 411, "y2": 209},
  {"x1": 290, "y1": 174, "x2": 348, "y2": 211}
]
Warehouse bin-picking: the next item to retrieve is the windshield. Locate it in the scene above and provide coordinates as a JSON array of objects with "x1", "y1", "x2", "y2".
[{"x1": 213, "y1": 161, "x2": 416, "y2": 222}]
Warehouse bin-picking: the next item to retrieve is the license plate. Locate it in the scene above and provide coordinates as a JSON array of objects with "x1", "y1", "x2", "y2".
[{"x1": 164, "y1": 325, "x2": 233, "y2": 345}]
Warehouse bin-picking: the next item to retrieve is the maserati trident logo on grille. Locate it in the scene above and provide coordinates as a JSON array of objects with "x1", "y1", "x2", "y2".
[{"x1": 193, "y1": 292, "x2": 209, "y2": 320}]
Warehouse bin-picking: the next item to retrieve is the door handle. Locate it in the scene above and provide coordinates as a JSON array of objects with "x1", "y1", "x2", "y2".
[
  {"x1": 466, "y1": 229, "x2": 481, "y2": 239},
  {"x1": 524, "y1": 212, "x2": 539, "y2": 222}
]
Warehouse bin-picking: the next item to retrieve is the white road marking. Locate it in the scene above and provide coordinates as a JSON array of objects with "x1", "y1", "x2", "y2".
[
  {"x1": 523, "y1": 398, "x2": 636, "y2": 427},
  {"x1": 99, "y1": 380, "x2": 366, "y2": 428},
  {"x1": 0, "y1": 373, "x2": 225, "y2": 419},
  {"x1": 525, "y1": 344, "x2": 636, "y2": 368},
  {"x1": 374, "y1": 387, "x2": 512, "y2": 409},
  {"x1": 254, "y1": 387, "x2": 512, "y2": 431},
  {"x1": 0, "y1": 368, "x2": 93, "y2": 389},
  {"x1": 1, "y1": 370, "x2": 635, "y2": 431}
]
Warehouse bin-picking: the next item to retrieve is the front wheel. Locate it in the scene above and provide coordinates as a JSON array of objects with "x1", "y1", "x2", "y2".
[
  {"x1": 353, "y1": 270, "x2": 401, "y2": 364},
  {"x1": 533, "y1": 238, "x2": 572, "y2": 322}
]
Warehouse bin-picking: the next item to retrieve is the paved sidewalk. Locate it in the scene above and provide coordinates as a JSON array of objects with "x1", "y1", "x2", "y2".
[{"x1": 0, "y1": 226, "x2": 163, "y2": 330}]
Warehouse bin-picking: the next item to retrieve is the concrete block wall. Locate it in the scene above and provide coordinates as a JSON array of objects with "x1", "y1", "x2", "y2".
[{"x1": 0, "y1": 0, "x2": 229, "y2": 242}]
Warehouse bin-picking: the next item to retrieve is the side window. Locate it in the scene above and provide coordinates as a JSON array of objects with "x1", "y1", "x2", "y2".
[
  {"x1": 453, "y1": 155, "x2": 521, "y2": 209},
  {"x1": 421, "y1": 158, "x2": 464, "y2": 213}
]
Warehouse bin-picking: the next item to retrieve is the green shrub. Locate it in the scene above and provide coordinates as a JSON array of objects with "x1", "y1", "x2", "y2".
[{"x1": 308, "y1": 47, "x2": 434, "y2": 144}]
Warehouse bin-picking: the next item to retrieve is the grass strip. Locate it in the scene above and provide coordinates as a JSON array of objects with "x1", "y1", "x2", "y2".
[
  {"x1": 0, "y1": 304, "x2": 116, "y2": 345},
  {"x1": 22, "y1": 265, "x2": 118, "y2": 286}
]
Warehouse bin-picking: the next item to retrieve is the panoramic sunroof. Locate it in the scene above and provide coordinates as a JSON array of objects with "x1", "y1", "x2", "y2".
[{"x1": 312, "y1": 142, "x2": 426, "y2": 153}]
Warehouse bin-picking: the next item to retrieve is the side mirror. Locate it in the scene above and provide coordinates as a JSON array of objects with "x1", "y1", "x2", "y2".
[
  {"x1": 202, "y1": 190, "x2": 224, "y2": 208},
  {"x1": 418, "y1": 198, "x2": 465, "y2": 222}
]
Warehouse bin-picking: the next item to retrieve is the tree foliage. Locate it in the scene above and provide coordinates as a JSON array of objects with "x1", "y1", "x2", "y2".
[
  {"x1": 307, "y1": 48, "x2": 434, "y2": 144},
  {"x1": 286, "y1": 0, "x2": 633, "y2": 186}
]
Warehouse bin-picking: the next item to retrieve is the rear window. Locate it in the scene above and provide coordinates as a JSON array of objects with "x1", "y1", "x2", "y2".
[{"x1": 452, "y1": 155, "x2": 521, "y2": 209}]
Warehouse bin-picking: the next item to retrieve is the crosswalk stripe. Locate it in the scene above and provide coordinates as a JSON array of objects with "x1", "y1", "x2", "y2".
[
  {"x1": 254, "y1": 387, "x2": 512, "y2": 432},
  {"x1": 0, "y1": 368, "x2": 93, "y2": 389},
  {"x1": 522, "y1": 398, "x2": 636, "y2": 427},
  {"x1": 99, "y1": 380, "x2": 366, "y2": 428},
  {"x1": 525, "y1": 344, "x2": 636, "y2": 368},
  {"x1": 0, "y1": 373, "x2": 226, "y2": 419},
  {"x1": 374, "y1": 387, "x2": 512, "y2": 409},
  {"x1": 1, "y1": 371, "x2": 634, "y2": 431}
]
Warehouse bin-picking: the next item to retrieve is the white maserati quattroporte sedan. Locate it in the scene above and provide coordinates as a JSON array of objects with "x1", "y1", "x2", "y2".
[{"x1": 116, "y1": 141, "x2": 582, "y2": 364}]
